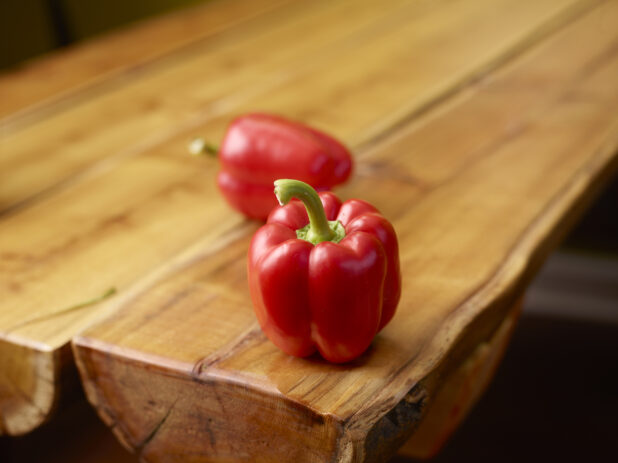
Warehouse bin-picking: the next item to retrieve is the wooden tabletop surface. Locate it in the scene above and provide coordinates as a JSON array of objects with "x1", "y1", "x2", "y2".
[{"x1": 1, "y1": 0, "x2": 617, "y2": 461}]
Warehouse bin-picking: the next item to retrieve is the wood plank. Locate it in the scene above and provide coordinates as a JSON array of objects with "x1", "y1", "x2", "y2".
[
  {"x1": 0, "y1": 0, "x2": 604, "y2": 437},
  {"x1": 71, "y1": 2, "x2": 618, "y2": 461},
  {"x1": 0, "y1": 0, "x2": 410, "y2": 211},
  {"x1": 1, "y1": 0, "x2": 585, "y2": 345},
  {"x1": 0, "y1": 0, "x2": 585, "y2": 214},
  {"x1": 0, "y1": 0, "x2": 290, "y2": 120}
]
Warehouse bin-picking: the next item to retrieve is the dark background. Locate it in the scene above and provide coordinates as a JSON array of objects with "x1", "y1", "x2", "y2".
[{"x1": 1, "y1": 0, "x2": 205, "y2": 69}]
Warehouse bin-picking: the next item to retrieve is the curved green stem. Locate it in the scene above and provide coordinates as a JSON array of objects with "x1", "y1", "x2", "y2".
[{"x1": 274, "y1": 179, "x2": 339, "y2": 244}]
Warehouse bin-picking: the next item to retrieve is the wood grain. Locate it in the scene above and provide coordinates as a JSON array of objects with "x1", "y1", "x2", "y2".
[
  {"x1": 0, "y1": 0, "x2": 594, "y2": 376},
  {"x1": 0, "y1": 0, "x2": 585, "y2": 214},
  {"x1": 0, "y1": 339, "x2": 55, "y2": 435},
  {"x1": 70, "y1": 1, "x2": 618, "y2": 460},
  {"x1": 0, "y1": 0, "x2": 409, "y2": 211},
  {"x1": 0, "y1": 0, "x2": 608, "y2": 446}
]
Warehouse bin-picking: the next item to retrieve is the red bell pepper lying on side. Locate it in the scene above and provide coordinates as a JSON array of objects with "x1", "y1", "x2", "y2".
[
  {"x1": 248, "y1": 179, "x2": 400, "y2": 363},
  {"x1": 213, "y1": 114, "x2": 353, "y2": 220}
]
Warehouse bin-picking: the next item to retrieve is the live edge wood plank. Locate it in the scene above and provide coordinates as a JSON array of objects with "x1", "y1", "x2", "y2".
[
  {"x1": 0, "y1": 0, "x2": 590, "y2": 436},
  {"x1": 72, "y1": 2, "x2": 618, "y2": 461}
]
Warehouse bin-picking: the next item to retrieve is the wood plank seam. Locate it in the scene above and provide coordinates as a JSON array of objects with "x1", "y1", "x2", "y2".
[
  {"x1": 353, "y1": 0, "x2": 603, "y2": 157},
  {"x1": 366, "y1": 32, "x2": 618, "y2": 218}
]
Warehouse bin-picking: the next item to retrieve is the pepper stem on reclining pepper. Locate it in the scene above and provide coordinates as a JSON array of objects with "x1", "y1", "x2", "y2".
[
  {"x1": 274, "y1": 179, "x2": 345, "y2": 245},
  {"x1": 188, "y1": 137, "x2": 218, "y2": 156}
]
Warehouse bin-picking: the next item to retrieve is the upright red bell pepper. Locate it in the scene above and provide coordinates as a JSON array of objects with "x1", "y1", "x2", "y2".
[
  {"x1": 248, "y1": 179, "x2": 400, "y2": 363},
  {"x1": 214, "y1": 114, "x2": 353, "y2": 220}
]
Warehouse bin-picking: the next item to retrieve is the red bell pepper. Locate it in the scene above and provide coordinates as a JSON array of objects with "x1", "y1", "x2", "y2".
[
  {"x1": 248, "y1": 179, "x2": 400, "y2": 363},
  {"x1": 214, "y1": 114, "x2": 353, "y2": 220}
]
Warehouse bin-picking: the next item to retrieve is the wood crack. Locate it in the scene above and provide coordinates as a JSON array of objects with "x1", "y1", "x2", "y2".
[
  {"x1": 192, "y1": 325, "x2": 263, "y2": 377},
  {"x1": 136, "y1": 397, "x2": 179, "y2": 455}
]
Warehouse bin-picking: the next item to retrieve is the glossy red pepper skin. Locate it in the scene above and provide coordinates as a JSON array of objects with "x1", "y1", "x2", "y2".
[
  {"x1": 248, "y1": 192, "x2": 401, "y2": 363},
  {"x1": 217, "y1": 114, "x2": 353, "y2": 220}
]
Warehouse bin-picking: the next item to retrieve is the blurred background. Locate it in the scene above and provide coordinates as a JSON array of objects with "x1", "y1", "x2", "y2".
[
  {"x1": 1, "y1": 1, "x2": 617, "y2": 461},
  {"x1": 1, "y1": 0, "x2": 205, "y2": 69}
]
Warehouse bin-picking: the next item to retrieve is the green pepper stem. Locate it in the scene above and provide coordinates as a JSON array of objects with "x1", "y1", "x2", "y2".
[
  {"x1": 188, "y1": 137, "x2": 218, "y2": 156},
  {"x1": 274, "y1": 179, "x2": 336, "y2": 244}
]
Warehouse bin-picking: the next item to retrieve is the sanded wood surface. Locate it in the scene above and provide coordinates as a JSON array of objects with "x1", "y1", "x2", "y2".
[
  {"x1": 65, "y1": 1, "x2": 618, "y2": 461},
  {"x1": 0, "y1": 0, "x2": 616, "y2": 459},
  {"x1": 0, "y1": 0, "x2": 595, "y2": 439}
]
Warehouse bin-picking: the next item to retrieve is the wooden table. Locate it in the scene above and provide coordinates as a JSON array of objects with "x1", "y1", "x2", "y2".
[{"x1": 1, "y1": 0, "x2": 617, "y2": 461}]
